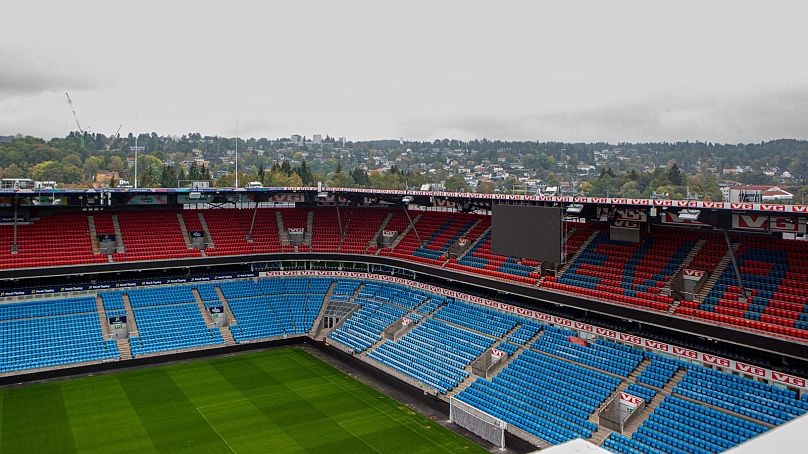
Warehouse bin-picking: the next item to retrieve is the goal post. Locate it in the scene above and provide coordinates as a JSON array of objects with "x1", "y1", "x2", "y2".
[{"x1": 449, "y1": 397, "x2": 507, "y2": 449}]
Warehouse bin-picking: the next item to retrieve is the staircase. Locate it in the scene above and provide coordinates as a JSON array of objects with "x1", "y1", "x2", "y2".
[
  {"x1": 122, "y1": 294, "x2": 138, "y2": 336},
  {"x1": 390, "y1": 213, "x2": 422, "y2": 250},
  {"x1": 366, "y1": 212, "x2": 395, "y2": 253},
  {"x1": 95, "y1": 295, "x2": 109, "y2": 338},
  {"x1": 275, "y1": 211, "x2": 290, "y2": 247},
  {"x1": 303, "y1": 210, "x2": 314, "y2": 248},
  {"x1": 192, "y1": 289, "x2": 214, "y2": 328},
  {"x1": 88, "y1": 216, "x2": 100, "y2": 254},
  {"x1": 219, "y1": 326, "x2": 236, "y2": 346},
  {"x1": 310, "y1": 281, "x2": 337, "y2": 338},
  {"x1": 662, "y1": 238, "x2": 706, "y2": 296},
  {"x1": 694, "y1": 243, "x2": 740, "y2": 303},
  {"x1": 622, "y1": 368, "x2": 687, "y2": 436},
  {"x1": 116, "y1": 338, "x2": 132, "y2": 360},
  {"x1": 111, "y1": 215, "x2": 125, "y2": 254},
  {"x1": 450, "y1": 327, "x2": 543, "y2": 398},
  {"x1": 214, "y1": 286, "x2": 237, "y2": 326},
  {"x1": 558, "y1": 229, "x2": 599, "y2": 277},
  {"x1": 177, "y1": 213, "x2": 193, "y2": 249},
  {"x1": 588, "y1": 358, "x2": 654, "y2": 426},
  {"x1": 198, "y1": 212, "x2": 215, "y2": 249}
]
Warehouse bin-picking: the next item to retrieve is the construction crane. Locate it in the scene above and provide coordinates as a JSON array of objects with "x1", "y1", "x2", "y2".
[
  {"x1": 65, "y1": 92, "x2": 90, "y2": 148},
  {"x1": 105, "y1": 124, "x2": 123, "y2": 151}
]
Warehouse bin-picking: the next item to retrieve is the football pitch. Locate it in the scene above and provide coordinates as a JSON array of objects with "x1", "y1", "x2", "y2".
[{"x1": 0, "y1": 347, "x2": 487, "y2": 453}]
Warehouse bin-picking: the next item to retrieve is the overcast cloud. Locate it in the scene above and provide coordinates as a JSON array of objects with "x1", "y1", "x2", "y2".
[{"x1": 0, "y1": 0, "x2": 806, "y2": 142}]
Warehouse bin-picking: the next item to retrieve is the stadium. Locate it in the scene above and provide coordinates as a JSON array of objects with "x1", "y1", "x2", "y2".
[{"x1": 1, "y1": 184, "x2": 807, "y2": 453}]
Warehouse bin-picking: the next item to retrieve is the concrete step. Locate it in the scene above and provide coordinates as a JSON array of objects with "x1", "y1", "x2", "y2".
[
  {"x1": 197, "y1": 212, "x2": 215, "y2": 248},
  {"x1": 177, "y1": 212, "x2": 194, "y2": 249},
  {"x1": 122, "y1": 294, "x2": 139, "y2": 336},
  {"x1": 116, "y1": 338, "x2": 132, "y2": 360},
  {"x1": 88, "y1": 215, "x2": 100, "y2": 254},
  {"x1": 192, "y1": 288, "x2": 215, "y2": 328}
]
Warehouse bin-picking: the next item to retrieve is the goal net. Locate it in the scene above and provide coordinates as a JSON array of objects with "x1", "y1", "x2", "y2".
[{"x1": 449, "y1": 397, "x2": 507, "y2": 448}]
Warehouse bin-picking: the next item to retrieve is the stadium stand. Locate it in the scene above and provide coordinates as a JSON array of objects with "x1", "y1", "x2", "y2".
[
  {"x1": 5, "y1": 206, "x2": 808, "y2": 344},
  {"x1": 0, "y1": 212, "x2": 105, "y2": 269},
  {"x1": 2, "y1": 275, "x2": 808, "y2": 453},
  {"x1": 0, "y1": 297, "x2": 118, "y2": 372},
  {"x1": 118, "y1": 286, "x2": 224, "y2": 356}
]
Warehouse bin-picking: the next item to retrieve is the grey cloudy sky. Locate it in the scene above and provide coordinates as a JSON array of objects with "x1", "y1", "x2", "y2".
[{"x1": 1, "y1": 0, "x2": 806, "y2": 142}]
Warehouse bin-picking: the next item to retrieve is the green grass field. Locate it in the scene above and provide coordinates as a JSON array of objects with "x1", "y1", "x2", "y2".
[{"x1": 0, "y1": 348, "x2": 487, "y2": 454}]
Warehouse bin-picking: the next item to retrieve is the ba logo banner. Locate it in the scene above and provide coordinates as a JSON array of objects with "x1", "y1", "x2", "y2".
[{"x1": 190, "y1": 231, "x2": 205, "y2": 238}]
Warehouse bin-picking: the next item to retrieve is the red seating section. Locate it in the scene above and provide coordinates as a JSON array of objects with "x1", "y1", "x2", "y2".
[
  {"x1": 202, "y1": 209, "x2": 281, "y2": 256},
  {"x1": 0, "y1": 212, "x2": 105, "y2": 269},
  {"x1": 115, "y1": 210, "x2": 199, "y2": 261},
  {"x1": 340, "y1": 208, "x2": 389, "y2": 254},
  {"x1": 92, "y1": 213, "x2": 116, "y2": 236}
]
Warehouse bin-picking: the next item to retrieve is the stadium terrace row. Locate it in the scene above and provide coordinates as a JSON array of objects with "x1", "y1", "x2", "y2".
[
  {"x1": 3, "y1": 208, "x2": 808, "y2": 341},
  {"x1": 2, "y1": 276, "x2": 806, "y2": 453}
]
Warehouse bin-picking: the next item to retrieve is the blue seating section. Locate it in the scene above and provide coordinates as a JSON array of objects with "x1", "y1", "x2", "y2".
[
  {"x1": 533, "y1": 326, "x2": 643, "y2": 376},
  {"x1": 100, "y1": 292, "x2": 126, "y2": 312},
  {"x1": 227, "y1": 296, "x2": 284, "y2": 341},
  {"x1": 218, "y1": 280, "x2": 262, "y2": 299},
  {"x1": 605, "y1": 395, "x2": 769, "y2": 454},
  {"x1": 636, "y1": 354, "x2": 681, "y2": 388},
  {"x1": 364, "y1": 283, "x2": 429, "y2": 310},
  {"x1": 674, "y1": 363, "x2": 808, "y2": 425},
  {"x1": 194, "y1": 284, "x2": 221, "y2": 302},
  {"x1": 507, "y1": 321, "x2": 543, "y2": 344},
  {"x1": 224, "y1": 278, "x2": 328, "y2": 343},
  {"x1": 0, "y1": 297, "x2": 96, "y2": 320},
  {"x1": 332, "y1": 280, "x2": 361, "y2": 295},
  {"x1": 433, "y1": 300, "x2": 519, "y2": 337},
  {"x1": 626, "y1": 383, "x2": 656, "y2": 402},
  {"x1": 417, "y1": 295, "x2": 447, "y2": 314},
  {"x1": 498, "y1": 341, "x2": 519, "y2": 355},
  {"x1": 328, "y1": 298, "x2": 406, "y2": 352},
  {"x1": 0, "y1": 301, "x2": 118, "y2": 372},
  {"x1": 127, "y1": 286, "x2": 196, "y2": 308},
  {"x1": 129, "y1": 302, "x2": 223, "y2": 356},
  {"x1": 456, "y1": 349, "x2": 620, "y2": 444},
  {"x1": 309, "y1": 278, "x2": 334, "y2": 294},
  {"x1": 368, "y1": 318, "x2": 493, "y2": 393}
]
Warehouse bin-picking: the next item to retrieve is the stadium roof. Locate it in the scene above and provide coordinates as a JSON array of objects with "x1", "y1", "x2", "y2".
[{"x1": 2, "y1": 185, "x2": 807, "y2": 215}]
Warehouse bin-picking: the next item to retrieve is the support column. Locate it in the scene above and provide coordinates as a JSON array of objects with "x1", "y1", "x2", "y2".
[
  {"x1": 403, "y1": 204, "x2": 424, "y2": 247},
  {"x1": 723, "y1": 229, "x2": 749, "y2": 302},
  {"x1": 246, "y1": 201, "x2": 259, "y2": 242}
]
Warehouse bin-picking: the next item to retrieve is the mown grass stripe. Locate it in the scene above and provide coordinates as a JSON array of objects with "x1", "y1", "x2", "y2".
[
  {"x1": 1, "y1": 382, "x2": 77, "y2": 453},
  {"x1": 117, "y1": 368, "x2": 230, "y2": 453},
  {"x1": 61, "y1": 374, "x2": 156, "y2": 453},
  {"x1": 210, "y1": 352, "x2": 378, "y2": 453}
]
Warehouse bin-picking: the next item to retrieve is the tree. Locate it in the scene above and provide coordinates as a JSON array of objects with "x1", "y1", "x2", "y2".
[
  {"x1": 667, "y1": 163, "x2": 684, "y2": 186},
  {"x1": 444, "y1": 174, "x2": 469, "y2": 192},
  {"x1": 30, "y1": 161, "x2": 64, "y2": 182},
  {"x1": 351, "y1": 168, "x2": 369, "y2": 186},
  {"x1": 84, "y1": 156, "x2": 103, "y2": 181},
  {"x1": 107, "y1": 156, "x2": 126, "y2": 174},
  {"x1": 257, "y1": 162, "x2": 265, "y2": 182},
  {"x1": 139, "y1": 164, "x2": 160, "y2": 188},
  {"x1": 295, "y1": 160, "x2": 313, "y2": 185},
  {"x1": 476, "y1": 179, "x2": 495, "y2": 193}
]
